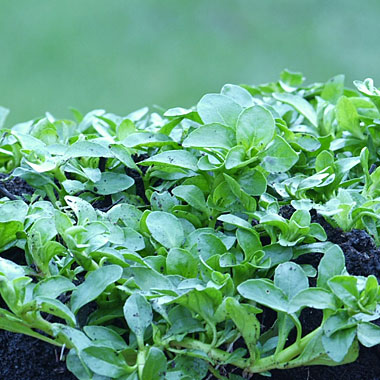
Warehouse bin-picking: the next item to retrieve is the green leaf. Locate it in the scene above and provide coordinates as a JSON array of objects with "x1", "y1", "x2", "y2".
[
  {"x1": 195, "y1": 233, "x2": 227, "y2": 261},
  {"x1": 321, "y1": 74, "x2": 345, "y2": 104},
  {"x1": 33, "y1": 276, "x2": 76, "y2": 299},
  {"x1": 110, "y1": 144, "x2": 138, "y2": 170},
  {"x1": 183, "y1": 123, "x2": 235, "y2": 150},
  {"x1": 82, "y1": 346, "x2": 130, "y2": 378},
  {"x1": 66, "y1": 349, "x2": 93, "y2": 380},
  {"x1": 83, "y1": 326, "x2": 128, "y2": 350},
  {"x1": 237, "y1": 279, "x2": 288, "y2": 312},
  {"x1": 279, "y1": 69, "x2": 304, "y2": 90},
  {"x1": 0, "y1": 258, "x2": 25, "y2": 280},
  {"x1": 87, "y1": 172, "x2": 134, "y2": 195},
  {"x1": 225, "y1": 297, "x2": 260, "y2": 358},
  {"x1": 0, "y1": 221, "x2": 24, "y2": 251},
  {"x1": 166, "y1": 306, "x2": 204, "y2": 338},
  {"x1": 236, "y1": 228, "x2": 262, "y2": 257},
  {"x1": 123, "y1": 293, "x2": 153, "y2": 346},
  {"x1": 122, "y1": 132, "x2": 175, "y2": 148},
  {"x1": 317, "y1": 244, "x2": 345, "y2": 289},
  {"x1": 236, "y1": 105, "x2": 275, "y2": 150},
  {"x1": 328, "y1": 276, "x2": 359, "y2": 310},
  {"x1": 354, "y1": 78, "x2": 380, "y2": 111},
  {"x1": 0, "y1": 201, "x2": 28, "y2": 249},
  {"x1": 107, "y1": 204, "x2": 142, "y2": 230},
  {"x1": 168, "y1": 288, "x2": 222, "y2": 323},
  {"x1": 336, "y1": 96, "x2": 364, "y2": 139},
  {"x1": 221, "y1": 84, "x2": 253, "y2": 107},
  {"x1": 237, "y1": 168, "x2": 267, "y2": 196},
  {"x1": 224, "y1": 145, "x2": 247, "y2": 170},
  {"x1": 70, "y1": 265, "x2": 123, "y2": 314},
  {"x1": 322, "y1": 327, "x2": 357, "y2": 362},
  {"x1": 146, "y1": 211, "x2": 185, "y2": 249},
  {"x1": 357, "y1": 322, "x2": 380, "y2": 347},
  {"x1": 288, "y1": 288, "x2": 337, "y2": 313},
  {"x1": 273, "y1": 93, "x2": 317, "y2": 127},
  {"x1": 274, "y1": 262, "x2": 308, "y2": 299},
  {"x1": 140, "y1": 150, "x2": 198, "y2": 172},
  {"x1": 141, "y1": 347, "x2": 167, "y2": 380},
  {"x1": 217, "y1": 214, "x2": 252, "y2": 231},
  {"x1": 262, "y1": 135, "x2": 298, "y2": 173},
  {"x1": 197, "y1": 94, "x2": 242, "y2": 127},
  {"x1": 262, "y1": 244, "x2": 293, "y2": 267},
  {"x1": 166, "y1": 356, "x2": 208, "y2": 380},
  {"x1": 65, "y1": 196, "x2": 97, "y2": 225},
  {"x1": 172, "y1": 185, "x2": 208, "y2": 213},
  {"x1": 166, "y1": 248, "x2": 198, "y2": 278},
  {"x1": 64, "y1": 141, "x2": 112, "y2": 159},
  {"x1": 36, "y1": 296, "x2": 76, "y2": 326}
]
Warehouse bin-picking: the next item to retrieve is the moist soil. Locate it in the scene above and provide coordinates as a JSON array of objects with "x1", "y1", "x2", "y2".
[{"x1": 2, "y1": 187, "x2": 380, "y2": 379}]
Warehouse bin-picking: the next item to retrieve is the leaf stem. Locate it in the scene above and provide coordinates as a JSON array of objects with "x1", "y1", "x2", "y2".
[{"x1": 173, "y1": 326, "x2": 321, "y2": 373}]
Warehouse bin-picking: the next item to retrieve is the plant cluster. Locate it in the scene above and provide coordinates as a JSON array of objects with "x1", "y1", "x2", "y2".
[{"x1": 1, "y1": 71, "x2": 380, "y2": 379}]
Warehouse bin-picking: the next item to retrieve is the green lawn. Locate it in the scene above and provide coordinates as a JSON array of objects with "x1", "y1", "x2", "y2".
[{"x1": 1, "y1": 0, "x2": 379, "y2": 125}]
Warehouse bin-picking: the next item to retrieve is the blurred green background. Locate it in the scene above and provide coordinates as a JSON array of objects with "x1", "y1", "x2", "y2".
[{"x1": 1, "y1": 0, "x2": 380, "y2": 125}]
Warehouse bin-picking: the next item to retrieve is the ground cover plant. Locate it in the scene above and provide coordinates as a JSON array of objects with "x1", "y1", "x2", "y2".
[{"x1": 1, "y1": 71, "x2": 380, "y2": 379}]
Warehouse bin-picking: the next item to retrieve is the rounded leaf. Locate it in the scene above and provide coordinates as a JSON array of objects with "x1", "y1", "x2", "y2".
[{"x1": 146, "y1": 211, "x2": 185, "y2": 249}]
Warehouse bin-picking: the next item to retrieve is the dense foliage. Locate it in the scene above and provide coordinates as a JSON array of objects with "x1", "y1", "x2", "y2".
[{"x1": 1, "y1": 71, "x2": 380, "y2": 379}]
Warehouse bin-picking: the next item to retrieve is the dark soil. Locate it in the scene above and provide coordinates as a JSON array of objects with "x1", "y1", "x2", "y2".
[
  {"x1": 0, "y1": 330, "x2": 76, "y2": 380},
  {"x1": 2, "y1": 194, "x2": 380, "y2": 379},
  {"x1": 126, "y1": 153, "x2": 149, "y2": 204},
  {"x1": 0, "y1": 172, "x2": 35, "y2": 200},
  {"x1": 250, "y1": 206, "x2": 380, "y2": 380}
]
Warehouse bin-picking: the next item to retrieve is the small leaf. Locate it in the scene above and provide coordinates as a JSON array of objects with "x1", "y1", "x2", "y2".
[
  {"x1": 336, "y1": 96, "x2": 364, "y2": 139},
  {"x1": 70, "y1": 265, "x2": 123, "y2": 314},
  {"x1": 123, "y1": 293, "x2": 153, "y2": 346},
  {"x1": 141, "y1": 347, "x2": 167, "y2": 380},
  {"x1": 87, "y1": 172, "x2": 134, "y2": 195},
  {"x1": 237, "y1": 279, "x2": 288, "y2": 312},
  {"x1": 237, "y1": 168, "x2": 267, "y2": 196},
  {"x1": 64, "y1": 141, "x2": 112, "y2": 159},
  {"x1": 317, "y1": 245, "x2": 345, "y2": 289},
  {"x1": 221, "y1": 84, "x2": 253, "y2": 107},
  {"x1": 217, "y1": 214, "x2": 252, "y2": 231},
  {"x1": 33, "y1": 276, "x2": 76, "y2": 299},
  {"x1": 183, "y1": 124, "x2": 235, "y2": 150},
  {"x1": 236, "y1": 105, "x2": 275, "y2": 150},
  {"x1": 172, "y1": 185, "x2": 208, "y2": 213},
  {"x1": 274, "y1": 262, "x2": 308, "y2": 299},
  {"x1": 36, "y1": 297, "x2": 76, "y2": 326},
  {"x1": 288, "y1": 288, "x2": 337, "y2": 313},
  {"x1": 197, "y1": 94, "x2": 242, "y2": 127},
  {"x1": 146, "y1": 211, "x2": 185, "y2": 249},
  {"x1": 225, "y1": 297, "x2": 260, "y2": 358},
  {"x1": 273, "y1": 93, "x2": 317, "y2": 127},
  {"x1": 83, "y1": 326, "x2": 128, "y2": 350},
  {"x1": 328, "y1": 276, "x2": 359, "y2": 310},
  {"x1": 321, "y1": 75, "x2": 345, "y2": 104},
  {"x1": 166, "y1": 248, "x2": 198, "y2": 278},
  {"x1": 322, "y1": 327, "x2": 357, "y2": 362},
  {"x1": 82, "y1": 346, "x2": 130, "y2": 378},
  {"x1": 357, "y1": 322, "x2": 380, "y2": 347},
  {"x1": 140, "y1": 150, "x2": 198, "y2": 172},
  {"x1": 65, "y1": 196, "x2": 97, "y2": 225},
  {"x1": 262, "y1": 135, "x2": 298, "y2": 173}
]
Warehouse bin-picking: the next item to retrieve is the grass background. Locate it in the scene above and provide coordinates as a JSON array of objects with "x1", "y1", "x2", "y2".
[{"x1": 1, "y1": 0, "x2": 379, "y2": 125}]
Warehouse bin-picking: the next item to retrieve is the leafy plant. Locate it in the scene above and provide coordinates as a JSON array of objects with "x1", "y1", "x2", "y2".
[{"x1": 1, "y1": 71, "x2": 380, "y2": 379}]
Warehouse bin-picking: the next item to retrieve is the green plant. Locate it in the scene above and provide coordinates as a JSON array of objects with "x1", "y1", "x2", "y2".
[{"x1": 1, "y1": 71, "x2": 380, "y2": 379}]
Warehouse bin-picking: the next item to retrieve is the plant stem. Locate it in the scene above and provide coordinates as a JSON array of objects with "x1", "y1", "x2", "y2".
[{"x1": 173, "y1": 327, "x2": 321, "y2": 374}]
